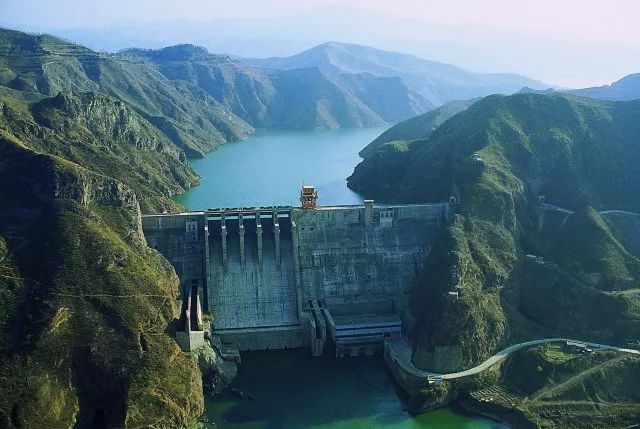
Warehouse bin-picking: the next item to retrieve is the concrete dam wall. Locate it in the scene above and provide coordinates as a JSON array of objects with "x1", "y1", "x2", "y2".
[{"x1": 142, "y1": 201, "x2": 452, "y2": 355}]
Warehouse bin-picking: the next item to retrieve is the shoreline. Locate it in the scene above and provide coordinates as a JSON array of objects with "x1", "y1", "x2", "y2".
[{"x1": 457, "y1": 397, "x2": 536, "y2": 429}]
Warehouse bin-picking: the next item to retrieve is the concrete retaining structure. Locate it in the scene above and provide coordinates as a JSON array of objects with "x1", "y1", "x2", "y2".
[
  {"x1": 142, "y1": 202, "x2": 452, "y2": 353},
  {"x1": 213, "y1": 325, "x2": 306, "y2": 351}
]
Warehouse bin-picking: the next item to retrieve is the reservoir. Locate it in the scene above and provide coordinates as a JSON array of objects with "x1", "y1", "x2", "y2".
[
  {"x1": 173, "y1": 127, "x2": 379, "y2": 209},
  {"x1": 175, "y1": 127, "x2": 507, "y2": 429}
]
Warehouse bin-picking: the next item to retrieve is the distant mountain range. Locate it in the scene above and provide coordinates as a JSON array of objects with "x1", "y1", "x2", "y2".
[
  {"x1": 0, "y1": 27, "x2": 557, "y2": 150},
  {"x1": 519, "y1": 73, "x2": 640, "y2": 102},
  {"x1": 569, "y1": 73, "x2": 640, "y2": 101},
  {"x1": 246, "y1": 42, "x2": 550, "y2": 106},
  {"x1": 116, "y1": 44, "x2": 431, "y2": 129}
]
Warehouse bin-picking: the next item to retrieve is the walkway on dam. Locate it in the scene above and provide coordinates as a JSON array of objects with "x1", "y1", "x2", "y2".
[{"x1": 386, "y1": 337, "x2": 640, "y2": 382}]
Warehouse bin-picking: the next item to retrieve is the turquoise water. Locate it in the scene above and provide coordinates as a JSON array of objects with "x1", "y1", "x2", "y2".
[
  {"x1": 176, "y1": 128, "x2": 507, "y2": 428},
  {"x1": 173, "y1": 127, "x2": 386, "y2": 210},
  {"x1": 203, "y1": 350, "x2": 507, "y2": 429}
]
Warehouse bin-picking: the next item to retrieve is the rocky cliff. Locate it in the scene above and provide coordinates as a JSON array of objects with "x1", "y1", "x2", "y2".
[
  {"x1": 0, "y1": 136, "x2": 208, "y2": 427},
  {"x1": 117, "y1": 45, "x2": 432, "y2": 129},
  {"x1": 0, "y1": 86, "x2": 197, "y2": 212},
  {"x1": 0, "y1": 28, "x2": 253, "y2": 157}
]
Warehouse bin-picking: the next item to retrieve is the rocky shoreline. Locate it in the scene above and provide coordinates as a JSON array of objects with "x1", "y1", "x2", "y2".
[{"x1": 457, "y1": 397, "x2": 536, "y2": 429}]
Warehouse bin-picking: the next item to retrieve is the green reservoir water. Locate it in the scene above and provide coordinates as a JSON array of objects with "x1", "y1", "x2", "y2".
[{"x1": 176, "y1": 128, "x2": 507, "y2": 428}]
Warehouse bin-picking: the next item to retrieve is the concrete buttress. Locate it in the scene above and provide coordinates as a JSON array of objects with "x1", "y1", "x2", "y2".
[
  {"x1": 256, "y1": 210, "x2": 263, "y2": 265},
  {"x1": 239, "y1": 212, "x2": 245, "y2": 265},
  {"x1": 221, "y1": 211, "x2": 228, "y2": 267},
  {"x1": 273, "y1": 210, "x2": 281, "y2": 266}
]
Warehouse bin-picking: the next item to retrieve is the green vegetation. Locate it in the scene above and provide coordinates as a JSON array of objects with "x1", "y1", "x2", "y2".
[
  {"x1": 349, "y1": 92, "x2": 640, "y2": 425},
  {"x1": 359, "y1": 98, "x2": 476, "y2": 158},
  {"x1": 0, "y1": 28, "x2": 252, "y2": 157},
  {"x1": 602, "y1": 212, "x2": 640, "y2": 258},
  {"x1": 0, "y1": 27, "x2": 241, "y2": 428},
  {"x1": 486, "y1": 345, "x2": 640, "y2": 428},
  {"x1": 541, "y1": 207, "x2": 640, "y2": 291},
  {"x1": 0, "y1": 136, "x2": 202, "y2": 427},
  {"x1": 538, "y1": 344, "x2": 576, "y2": 364},
  {"x1": 117, "y1": 44, "x2": 430, "y2": 129},
  {"x1": 0, "y1": 86, "x2": 197, "y2": 212}
]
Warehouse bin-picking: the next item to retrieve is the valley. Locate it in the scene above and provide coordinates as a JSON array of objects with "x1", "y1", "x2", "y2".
[{"x1": 0, "y1": 16, "x2": 639, "y2": 429}]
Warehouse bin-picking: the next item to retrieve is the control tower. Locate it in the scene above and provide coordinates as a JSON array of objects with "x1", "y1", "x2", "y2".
[{"x1": 300, "y1": 185, "x2": 318, "y2": 210}]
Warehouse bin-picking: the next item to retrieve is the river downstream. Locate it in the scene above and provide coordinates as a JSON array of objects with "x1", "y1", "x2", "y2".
[
  {"x1": 202, "y1": 351, "x2": 506, "y2": 429},
  {"x1": 174, "y1": 127, "x2": 508, "y2": 429}
]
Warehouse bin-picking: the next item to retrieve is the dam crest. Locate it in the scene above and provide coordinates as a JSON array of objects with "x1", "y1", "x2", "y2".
[{"x1": 142, "y1": 194, "x2": 455, "y2": 357}]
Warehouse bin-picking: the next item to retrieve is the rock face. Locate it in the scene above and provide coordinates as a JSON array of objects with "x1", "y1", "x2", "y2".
[
  {"x1": 0, "y1": 87, "x2": 197, "y2": 212},
  {"x1": 194, "y1": 341, "x2": 238, "y2": 395},
  {"x1": 0, "y1": 28, "x2": 253, "y2": 157},
  {"x1": 0, "y1": 137, "x2": 204, "y2": 428},
  {"x1": 117, "y1": 45, "x2": 432, "y2": 129},
  {"x1": 348, "y1": 92, "x2": 640, "y2": 372}
]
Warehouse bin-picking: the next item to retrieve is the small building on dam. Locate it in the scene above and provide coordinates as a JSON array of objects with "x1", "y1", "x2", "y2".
[{"x1": 141, "y1": 187, "x2": 454, "y2": 357}]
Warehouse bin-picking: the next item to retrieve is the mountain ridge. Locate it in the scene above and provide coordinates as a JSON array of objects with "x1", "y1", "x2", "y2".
[
  {"x1": 117, "y1": 44, "x2": 433, "y2": 129},
  {"x1": 358, "y1": 98, "x2": 478, "y2": 158},
  {"x1": 246, "y1": 41, "x2": 550, "y2": 106},
  {"x1": 0, "y1": 28, "x2": 253, "y2": 157},
  {"x1": 348, "y1": 92, "x2": 640, "y2": 373},
  {"x1": 569, "y1": 73, "x2": 640, "y2": 101}
]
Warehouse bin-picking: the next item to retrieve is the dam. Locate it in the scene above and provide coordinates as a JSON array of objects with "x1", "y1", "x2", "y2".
[{"x1": 142, "y1": 189, "x2": 454, "y2": 356}]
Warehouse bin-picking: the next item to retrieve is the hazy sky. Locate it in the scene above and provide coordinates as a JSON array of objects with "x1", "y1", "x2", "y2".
[{"x1": 2, "y1": 0, "x2": 640, "y2": 87}]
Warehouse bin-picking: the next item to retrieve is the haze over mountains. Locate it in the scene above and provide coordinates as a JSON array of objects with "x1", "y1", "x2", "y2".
[
  {"x1": 0, "y1": 26, "x2": 561, "y2": 155},
  {"x1": 116, "y1": 44, "x2": 431, "y2": 129},
  {"x1": 569, "y1": 73, "x2": 640, "y2": 101},
  {"x1": 246, "y1": 42, "x2": 549, "y2": 106},
  {"x1": 7, "y1": 2, "x2": 640, "y2": 88}
]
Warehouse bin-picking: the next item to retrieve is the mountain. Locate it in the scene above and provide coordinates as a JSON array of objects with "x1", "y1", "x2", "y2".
[
  {"x1": 569, "y1": 73, "x2": 640, "y2": 101},
  {"x1": 348, "y1": 92, "x2": 640, "y2": 425},
  {"x1": 0, "y1": 133, "x2": 206, "y2": 426},
  {"x1": 0, "y1": 86, "x2": 197, "y2": 212},
  {"x1": 349, "y1": 92, "x2": 640, "y2": 366},
  {"x1": 0, "y1": 31, "x2": 248, "y2": 427},
  {"x1": 246, "y1": 42, "x2": 550, "y2": 106},
  {"x1": 116, "y1": 45, "x2": 432, "y2": 129},
  {"x1": 0, "y1": 28, "x2": 253, "y2": 157},
  {"x1": 358, "y1": 98, "x2": 477, "y2": 158}
]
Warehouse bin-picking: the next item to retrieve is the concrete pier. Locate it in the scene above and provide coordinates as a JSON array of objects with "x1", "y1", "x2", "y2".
[
  {"x1": 256, "y1": 210, "x2": 263, "y2": 265},
  {"x1": 310, "y1": 300, "x2": 327, "y2": 357},
  {"x1": 204, "y1": 222, "x2": 211, "y2": 308},
  {"x1": 291, "y1": 220, "x2": 304, "y2": 320},
  {"x1": 239, "y1": 212, "x2": 245, "y2": 265},
  {"x1": 364, "y1": 199, "x2": 374, "y2": 226},
  {"x1": 221, "y1": 212, "x2": 228, "y2": 267},
  {"x1": 273, "y1": 209, "x2": 281, "y2": 266}
]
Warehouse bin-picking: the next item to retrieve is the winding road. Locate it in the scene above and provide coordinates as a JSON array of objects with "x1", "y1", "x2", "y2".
[
  {"x1": 386, "y1": 337, "x2": 640, "y2": 381},
  {"x1": 542, "y1": 203, "x2": 640, "y2": 218},
  {"x1": 384, "y1": 205, "x2": 640, "y2": 385}
]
